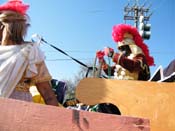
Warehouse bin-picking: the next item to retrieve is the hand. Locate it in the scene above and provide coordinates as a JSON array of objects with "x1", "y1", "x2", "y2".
[
  {"x1": 104, "y1": 47, "x2": 114, "y2": 57},
  {"x1": 96, "y1": 50, "x2": 105, "y2": 61}
]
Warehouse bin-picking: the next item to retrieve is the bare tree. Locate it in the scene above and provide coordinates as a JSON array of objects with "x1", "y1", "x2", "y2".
[{"x1": 62, "y1": 62, "x2": 95, "y2": 100}]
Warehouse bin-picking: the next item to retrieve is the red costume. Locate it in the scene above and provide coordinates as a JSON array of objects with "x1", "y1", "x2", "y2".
[{"x1": 97, "y1": 24, "x2": 154, "y2": 80}]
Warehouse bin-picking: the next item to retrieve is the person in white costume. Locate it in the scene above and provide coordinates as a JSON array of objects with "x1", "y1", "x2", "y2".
[{"x1": 0, "y1": 0, "x2": 59, "y2": 106}]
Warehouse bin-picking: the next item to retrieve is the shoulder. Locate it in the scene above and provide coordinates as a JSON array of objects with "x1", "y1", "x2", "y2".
[
  {"x1": 21, "y1": 42, "x2": 42, "y2": 51},
  {"x1": 22, "y1": 41, "x2": 38, "y2": 46}
]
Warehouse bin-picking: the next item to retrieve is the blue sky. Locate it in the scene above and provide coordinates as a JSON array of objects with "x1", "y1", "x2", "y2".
[{"x1": 2, "y1": 0, "x2": 174, "y2": 80}]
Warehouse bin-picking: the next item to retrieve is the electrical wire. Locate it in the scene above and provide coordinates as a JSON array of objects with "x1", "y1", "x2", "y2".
[{"x1": 46, "y1": 58, "x2": 94, "y2": 61}]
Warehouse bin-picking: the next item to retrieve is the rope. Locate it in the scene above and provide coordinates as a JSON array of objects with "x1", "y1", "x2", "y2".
[{"x1": 40, "y1": 38, "x2": 94, "y2": 77}]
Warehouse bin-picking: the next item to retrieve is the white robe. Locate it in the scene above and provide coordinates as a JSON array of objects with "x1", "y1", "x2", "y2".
[{"x1": 0, "y1": 43, "x2": 45, "y2": 97}]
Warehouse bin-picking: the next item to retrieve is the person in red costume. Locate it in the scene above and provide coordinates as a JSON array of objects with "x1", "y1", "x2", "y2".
[{"x1": 96, "y1": 24, "x2": 154, "y2": 81}]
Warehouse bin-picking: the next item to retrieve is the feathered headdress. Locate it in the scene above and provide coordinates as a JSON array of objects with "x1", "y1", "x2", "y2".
[
  {"x1": 112, "y1": 24, "x2": 154, "y2": 66},
  {"x1": 0, "y1": 0, "x2": 29, "y2": 15}
]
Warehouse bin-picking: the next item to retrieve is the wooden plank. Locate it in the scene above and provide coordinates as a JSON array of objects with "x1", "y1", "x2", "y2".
[
  {"x1": 0, "y1": 98, "x2": 150, "y2": 131},
  {"x1": 76, "y1": 78, "x2": 175, "y2": 131}
]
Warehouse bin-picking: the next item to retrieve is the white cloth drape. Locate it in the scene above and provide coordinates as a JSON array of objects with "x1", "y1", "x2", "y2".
[{"x1": 0, "y1": 43, "x2": 45, "y2": 97}]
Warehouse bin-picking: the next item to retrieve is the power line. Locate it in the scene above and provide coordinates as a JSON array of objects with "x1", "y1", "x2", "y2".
[
  {"x1": 151, "y1": 51, "x2": 175, "y2": 54},
  {"x1": 46, "y1": 58, "x2": 94, "y2": 61},
  {"x1": 45, "y1": 51, "x2": 174, "y2": 55},
  {"x1": 124, "y1": 0, "x2": 152, "y2": 39},
  {"x1": 44, "y1": 50, "x2": 95, "y2": 53},
  {"x1": 45, "y1": 52, "x2": 174, "y2": 62}
]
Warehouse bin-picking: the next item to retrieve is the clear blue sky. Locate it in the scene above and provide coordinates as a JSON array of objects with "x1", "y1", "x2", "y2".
[{"x1": 2, "y1": 0, "x2": 174, "y2": 80}]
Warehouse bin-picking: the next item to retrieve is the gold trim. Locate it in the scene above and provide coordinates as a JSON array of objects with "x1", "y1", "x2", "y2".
[
  {"x1": 117, "y1": 53, "x2": 123, "y2": 64},
  {"x1": 138, "y1": 59, "x2": 150, "y2": 74},
  {"x1": 15, "y1": 83, "x2": 30, "y2": 92}
]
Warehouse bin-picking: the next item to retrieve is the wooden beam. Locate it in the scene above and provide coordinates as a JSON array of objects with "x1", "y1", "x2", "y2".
[
  {"x1": 76, "y1": 78, "x2": 175, "y2": 131},
  {"x1": 0, "y1": 98, "x2": 150, "y2": 131}
]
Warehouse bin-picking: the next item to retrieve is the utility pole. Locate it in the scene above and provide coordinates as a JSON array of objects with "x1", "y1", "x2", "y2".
[{"x1": 124, "y1": 0, "x2": 152, "y2": 40}]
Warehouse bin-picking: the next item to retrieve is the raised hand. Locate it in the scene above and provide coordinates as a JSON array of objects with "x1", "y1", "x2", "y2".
[
  {"x1": 104, "y1": 47, "x2": 114, "y2": 57},
  {"x1": 96, "y1": 50, "x2": 105, "y2": 62}
]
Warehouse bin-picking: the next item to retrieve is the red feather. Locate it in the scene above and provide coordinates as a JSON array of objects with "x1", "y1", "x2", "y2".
[
  {"x1": 112, "y1": 24, "x2": 154, "y2": 66},
  {"x1": 0, "y1": 0, "x2": 29, "y2": 15}
]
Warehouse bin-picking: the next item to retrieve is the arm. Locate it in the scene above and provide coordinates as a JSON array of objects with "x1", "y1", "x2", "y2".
[
  {"x1": 36, "y1": 81, "x2": 58, "y2": 106},
  {"x1": 96, "y1": 49, "x2": 115, "y2": 76},
  {"x1": 113, "y1": 53, "x2": 147, "y2": 72},
  {"x1": 32, "y1": 61, "x2": 59, "y2": 106}
]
